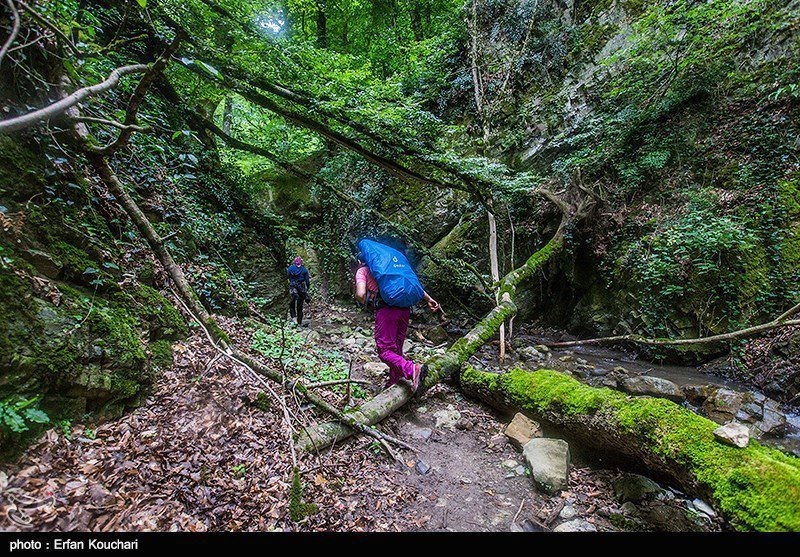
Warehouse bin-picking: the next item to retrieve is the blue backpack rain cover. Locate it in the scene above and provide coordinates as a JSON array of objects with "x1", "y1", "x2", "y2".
[{"x1": 358, "y1": 239, "x2": 425, "y2": 308}]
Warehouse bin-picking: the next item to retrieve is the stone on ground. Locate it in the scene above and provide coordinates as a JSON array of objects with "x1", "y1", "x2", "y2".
[
  {"x1": 421, "y1": 324, "x2": 449, "y2": 345},
  {"x1": 612, "y1": 473, "x2": 663, "y2": 503},
  {"x1": 363, "y1": 362, "x2": 389, "y2": 377},
  {"x1": 433, "y1": 405, "x2": 461, "y2": 429},
  {"x1": 553, "y1": 519, "x2": 597, "y2": 532},
  {"x1": 504, "y1": 412, "x2": 542, "y2": 449},
  {"x1": 713, "y1": 421, "x2": 750, "y2": 448},
  {"x1": 518, "y1": 346, "x2": 545, "y2": 362},
  {"x1": 522, "y1": 438, "x2": 570, "y2": 495},
  {"x1": 620, "y1": 375, "x2": 685, "y2": 403}
]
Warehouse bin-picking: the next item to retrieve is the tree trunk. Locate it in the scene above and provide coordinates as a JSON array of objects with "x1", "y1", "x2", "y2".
[
  {"x1": 459, "y1": 366, "x2": 800, "y2": 532},
  {"x1": 296, "y1": 216, "x2": 568, "y2": 452},
  {"x1": 316, "y1": 1, "x2": 328, "y2": 48},
  {"x1": 488, "y1": 209, "x2": 505, "y2": 362}
]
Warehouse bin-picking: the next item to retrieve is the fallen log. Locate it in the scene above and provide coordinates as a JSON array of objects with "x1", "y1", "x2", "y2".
[
  {"x1": 296, "y1": 215, "x2": 569, "y2": 452},
  {"x1": 459, "y1": 366, "x2": 800, "y2": 532}
]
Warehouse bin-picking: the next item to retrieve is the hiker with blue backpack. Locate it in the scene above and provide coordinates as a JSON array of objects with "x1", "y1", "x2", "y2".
[
  {"x1": 354, "y1": 240, "x2": 440, "y2": 393},
  {"x1": 287, "y1": 256, "x2": 311, "y2": 326}
]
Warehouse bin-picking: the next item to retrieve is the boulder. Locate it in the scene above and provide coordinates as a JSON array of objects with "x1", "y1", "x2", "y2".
[
  {"x1": 713, "y1": 422, "x2": 750, "y2": 448},
  {"x1": 620, "y1": 376, "x2": 685, "y2": 403},
  {"x1": 522, "y1": 438, "x2": 570, "y2": 495},
  {"x1": 612, "y1": 473, "x2": 663, "y2": 503},
  {"x1": 504, "y1": 412, "x2": 542, "y2": 449},
  {"x1": 553, "y1": 519, "x2": 597, "y2": 532}
]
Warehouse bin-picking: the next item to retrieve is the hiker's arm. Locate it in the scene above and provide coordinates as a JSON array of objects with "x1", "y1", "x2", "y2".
[
  {"x1": 355, "y1": 281, "x2": 367, "y2": 305},
  {"x1": 423, "y1": 291, "x2": 440, "y2": 312}
]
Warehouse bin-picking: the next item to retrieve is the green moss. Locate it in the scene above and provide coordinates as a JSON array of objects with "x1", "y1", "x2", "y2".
[
  {"x1": 253, "y1": 391, "x2": 272, "y2": 412},
  {"x1": 148, "y1": 339, "x2": 174, "y2": 370},
  {"x1": 468, "y1": 367, "x2": 800, "y2": 531},
  {"x1": 49, "y1": 241, "x2": 106, "y2": 283},
  {"x1": 115, "y1": 285, "x2": 188, "y2": 340},
  {"x1": 778, "y1": 177, "x2": 800, "y2": 280},
  {"x1": 289, "y1": 467, "x2": 319, "y2": 522},
  {"x1": 0, "y1": 136, "x2": 46, "y2": 199}
]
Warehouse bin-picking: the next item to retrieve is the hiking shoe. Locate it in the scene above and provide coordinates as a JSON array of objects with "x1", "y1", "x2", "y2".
[{"x1": 412, "y1": 364, "x2": 428, "y2": 395}]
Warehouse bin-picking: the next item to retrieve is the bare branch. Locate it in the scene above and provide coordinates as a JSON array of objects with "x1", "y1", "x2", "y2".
[
  {"x1": 95, "y1": 32, "x2": 185, "y2": 154},
  {"x1": 0, "y1": 0, "x2": 21, "y2": 66},
  {"x1": 70, "y1": 116, "x2": 150, "y2": 132},
  {"x1": 0, "y1": 64, "x2": 149, "y2": 134},
  {"x1": 547, "y1": 303, "x2": 800, "y2": 348}
]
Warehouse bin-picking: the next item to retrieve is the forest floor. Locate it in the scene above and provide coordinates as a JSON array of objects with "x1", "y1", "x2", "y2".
[{"x1": 0, "y1": 301, "x2": 723, "y2": 532}]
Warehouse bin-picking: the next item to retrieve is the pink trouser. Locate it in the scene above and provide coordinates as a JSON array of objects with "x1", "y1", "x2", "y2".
[{"x1": 374, "y1": 306, "x2": 415, "y2": 386}]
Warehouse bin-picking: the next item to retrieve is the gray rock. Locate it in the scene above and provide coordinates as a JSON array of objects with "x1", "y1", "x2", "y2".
[
  {"x1": 690, "y1": 498, "x2": 716, "y2": 518},
  {"x1": 683, "y1": 384, "x2": 714, "y2": 405},
  {"x1": 363, "y1": 362, "x2": 389, "y2": 377},
  {"x1": 504, "y1": 412, "x2": 542, "y2": 449},
  {"x1": 620, "y1": 376, "x2": 685, "y2": 403},
  {"x1": 713, "y1": 422, "x2": 750, "y2": 448},
  {"x1": 522, "y1": 438, "x2": 570, "y2": 495},
  {"x1": 433, "y1": 405, "x2": 461, "y2": 429},
  {"x1": 20, "y1": 248, "x2": 62, "y2": 279},
  {"x1": 702, "y1": 387, "x2": 787, "y2": 436},
  {"x1": 759, "y1": 402, "x2": 787, "y2": 435},
  {"x1": 421, "y1": 324, "x2": 449, "y2": 345},
  {"x1": 553, "y1": 519, "x2": 597, "y2": 532},
  {"x1": 408, "y1": 426, "x2": 433, "y2": 440},
  {"x1": 612, "y1": 473, "x2": 663, "y2": 503},
  {"x1": 518, "y1": 346, "x2": 545, "y2": 362},
  {"x1": 559, "y1": 505, "x2": 577, "y2": 520},
  {"x1": 415, "y1": 460, "x2": 431, "y2": 475}
]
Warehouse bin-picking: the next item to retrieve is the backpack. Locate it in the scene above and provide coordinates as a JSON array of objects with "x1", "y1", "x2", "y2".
[{"x1": 357, "y1": 239, "x2": 425, "y2": 308}]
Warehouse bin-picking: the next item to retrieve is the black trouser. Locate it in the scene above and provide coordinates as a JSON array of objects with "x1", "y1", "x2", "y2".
[{"x1": 289, "y1": 289, "x2": 304, "y2": 324}]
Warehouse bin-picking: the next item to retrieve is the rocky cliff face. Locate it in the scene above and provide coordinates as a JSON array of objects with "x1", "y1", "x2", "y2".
[{"x1": 0, "y1": 129, "x2": 284, "y2": 454}]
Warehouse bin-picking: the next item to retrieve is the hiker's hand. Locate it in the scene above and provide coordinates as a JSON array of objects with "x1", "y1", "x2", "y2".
[{"x1": 427, "y1": 297, "x2": 440, "y2": 312}]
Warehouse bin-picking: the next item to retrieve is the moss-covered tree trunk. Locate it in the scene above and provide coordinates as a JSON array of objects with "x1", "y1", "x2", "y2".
[
  {"x1": 459, "y1": 366, "x2": 800, "y2": 532},
  {"x1": 296, "y1": 217, "x2": 568, "y2": 452}
]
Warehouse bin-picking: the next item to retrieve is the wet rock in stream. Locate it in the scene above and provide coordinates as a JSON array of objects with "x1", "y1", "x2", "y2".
[
  {"x1": 687, "y1": 385, "x2": 788, "y2": 437},
  {"x1": 619, "y1": 376, "x2": 685, "y2": 403}
]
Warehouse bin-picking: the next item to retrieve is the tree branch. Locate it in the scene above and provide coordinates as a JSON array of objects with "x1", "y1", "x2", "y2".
[
  {"x1": 0, "y1": 64, "x2": 149, "y2": 134},
  {"x1": 547, "y1": 303, "x2": 800, "y2": 348},
  {"x1": 0, "y1": 0, "x2": 21, "y2": 66}
]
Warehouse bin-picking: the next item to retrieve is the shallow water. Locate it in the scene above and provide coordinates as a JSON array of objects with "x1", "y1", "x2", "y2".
[{"x1": 516, "y1": 332, "x2": 800, "y2": 456}]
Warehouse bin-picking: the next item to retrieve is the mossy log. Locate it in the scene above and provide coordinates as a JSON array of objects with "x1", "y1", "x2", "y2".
[
  {"x1": 459, "y1": 366, "x2": 800, "y2": 532},
  {"x1": 296, "y1": 221, "x2": 567, "y2": 452}
]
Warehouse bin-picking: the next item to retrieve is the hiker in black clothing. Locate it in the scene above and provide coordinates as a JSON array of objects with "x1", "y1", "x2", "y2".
[{"x1": 286, "y1": 256, "x2": 311, "y2": 326}]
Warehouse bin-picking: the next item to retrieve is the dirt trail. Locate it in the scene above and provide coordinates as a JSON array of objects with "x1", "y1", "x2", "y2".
[{"x1": 298, "y1": 304, "x2": 710, "y2": 532}]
